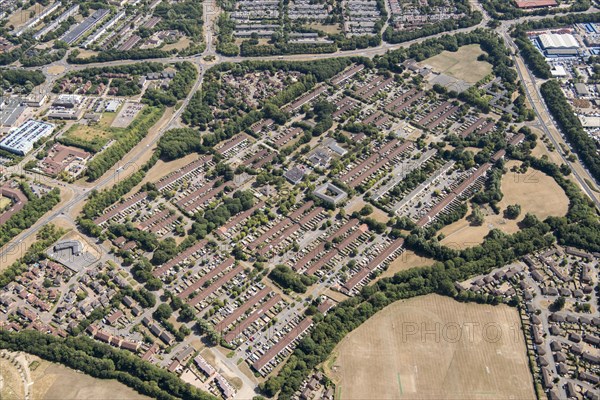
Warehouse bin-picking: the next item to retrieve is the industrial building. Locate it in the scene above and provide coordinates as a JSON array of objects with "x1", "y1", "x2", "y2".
[
  {"x1": 0, "y1": 119, "x2": 54, "y2": 155},
  {"x1": 538, "y1": 33, "x2": 580, "y2": 55}
]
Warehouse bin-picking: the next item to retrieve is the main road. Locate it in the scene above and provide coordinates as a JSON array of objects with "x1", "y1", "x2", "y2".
[
  {"x1": 500, "y1": 29, "x2": 600, "y2": 208},
  {"x1": 0, "y1": 64, "x2": 205, "y2": 261}
]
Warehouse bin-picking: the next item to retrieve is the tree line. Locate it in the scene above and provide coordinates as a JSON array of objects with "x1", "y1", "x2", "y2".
[
  {"x1": 0, "y1": 330, "x2": 216, "y2": 400},
  {"x1": 0, "y1": 185, "x2": 60, "y2": 249},
  {"x1": 0, "y1": 69, "x2": 45, "y2": 94},
  {"x1": 86, "y1": 106, "x2": 164, "y2": 181},
  {"x1": 540, "y1": 80, "x2": 600, "y2": 183}
]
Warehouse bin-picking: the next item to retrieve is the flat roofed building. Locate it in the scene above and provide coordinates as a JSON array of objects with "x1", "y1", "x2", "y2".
[
  {"x1": 515, "y1": 0, "x2": 557, "y2": 8},
  {"x1": 0, "y1": 119, "x2": 54, "y2": 155},
  {"x1": 550, "y1": 65, "x2": 567, "y2": 77},
  {"x1": 314, "y1": 182, "x2": 348, "y2": 205},
  {"x1": 538, "y1": 33, "x2": 579, "y2": 55},
  {"x1": 54, "y1": 240, "x2": 83, "y2": 255},
  {"x1": 61, "y1": 8, "x2": 110, "y2": 45}
]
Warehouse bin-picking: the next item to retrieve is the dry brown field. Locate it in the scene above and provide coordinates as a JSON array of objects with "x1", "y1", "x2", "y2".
[
  {"x1": 0, "y1": 358, "x2": 26, "y2": 399},
  {"x1": 163, "y1": 37, "x2": 191, "y2": 51},
  {"x1": 326, "y1": 294, "x2": 535, "y2": 400},
  {"x1": 46, "y1": 65, "x2": 65, "y2": 75},
  {"x1": 74, "y1": 49, "x2": 99, "y2": 59},
  {"x1": 499, "y1": 160, "x2": 569, "y2": 218},
  {"x1": 376, "y1": 250, "x2": 435, "y2": 282},
  {"x1": 31, "y1": 358, "x2": 149, "y2": 400},
  {"x1": 440, "y1": 160, "x2": 568, "y2": 249},
  {"x1": 8, "y1": 4, "x2": 41, "y2": 29},
  {"x1": 62, "y1": 124, "x2": 112, "y2": 146},
  {"x1": 307, "y1": 23, "x2": 341, "y2": 34},
  {"x1": 346, "y1": 198, "x2": 390, "y2": 223},
  {"x1": 423, "y1": 44, "x2": 492, "y2": 84}
]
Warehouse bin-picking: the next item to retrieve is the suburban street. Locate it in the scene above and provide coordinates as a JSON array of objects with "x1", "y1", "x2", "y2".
[
  {"x1": 2, "y1": 1, "x2": 599, "y2": 268},
  {"x1": 0, "y1": 2, "x2": 599, "y2": 399}
]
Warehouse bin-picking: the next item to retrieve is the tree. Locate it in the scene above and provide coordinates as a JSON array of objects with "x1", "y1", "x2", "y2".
[
  {"x1": 551, "y1": 296, "x2": 566, "y2": 311},
  {"x1": 179, "y1": 305, "x2": 196, "y2": 322},
  {"x1": 469, "y1": 206, "x2": 485, "y2": 226},
  {"x1": 505, "y1": 204, "x2": 521, "y2": 219},
  {"x1": 359, "y1": 205, "x2": 373, "y2": 216},
  {"x1": 153, "y1": 303, "x2": 173, "y2": 321}
]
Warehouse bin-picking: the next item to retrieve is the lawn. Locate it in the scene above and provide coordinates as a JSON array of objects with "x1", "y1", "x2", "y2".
[
  {"x1": 163, "y1": 37, "x2": 191, "y2": 51},
  {"x1": 60, "y1": 124, "x2": 114, "y2": 153}
]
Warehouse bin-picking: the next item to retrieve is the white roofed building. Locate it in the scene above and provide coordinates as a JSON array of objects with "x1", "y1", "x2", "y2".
[
  {"x1": 538, "y1": 33, "x2": 580, "y2": 55},
  {"x1": 0, "y1": 119, "x2": 54, "y2": 155}
]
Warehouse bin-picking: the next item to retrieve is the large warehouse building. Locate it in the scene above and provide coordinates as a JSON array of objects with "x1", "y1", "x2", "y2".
[
  {"x1": 538, "y1": 33, "x2": 580, "y2": 55},
  {"x1": 0, "y1": 119, "x2": 55, "y2": 155}
]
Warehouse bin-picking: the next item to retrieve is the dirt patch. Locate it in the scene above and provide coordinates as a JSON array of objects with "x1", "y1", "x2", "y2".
[
  {"x1": 423, "y1": 44, "x2": 492, "y2": 84},
  {"x1": 326, "y1": 294, "x2": 535, "y2": 400}
]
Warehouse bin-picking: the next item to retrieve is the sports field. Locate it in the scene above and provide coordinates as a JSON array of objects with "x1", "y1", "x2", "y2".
[
  {"x1": 423, "y1": 44, "x2": 492, "y2": 84},
  {"x1": 326, "y1": 294, "x2": 535, "y2": 400}
]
